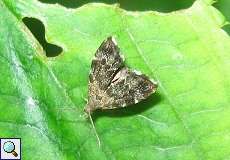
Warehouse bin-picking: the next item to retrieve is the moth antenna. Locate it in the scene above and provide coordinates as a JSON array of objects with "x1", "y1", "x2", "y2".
[{"x1": 88, "y1": 111, "x2": 101, "y2": 147}]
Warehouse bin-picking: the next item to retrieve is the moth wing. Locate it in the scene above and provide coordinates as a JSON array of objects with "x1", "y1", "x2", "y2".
[
  {"x1": 89, "y1": 36, "x2": 124, "y2": 90},
  {"x1": 104, "y1": 67, "x2": 157, "y2": 109}
]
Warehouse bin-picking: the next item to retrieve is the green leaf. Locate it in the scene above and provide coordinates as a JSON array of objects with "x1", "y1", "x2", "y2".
[{"x1": 1, "y1": 0, "x2": 230, "y2": 159}]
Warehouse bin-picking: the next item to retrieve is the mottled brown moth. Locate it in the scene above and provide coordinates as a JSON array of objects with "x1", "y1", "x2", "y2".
[{"x1": 84, "y1": 36, "x2": 157, "y2": 146}]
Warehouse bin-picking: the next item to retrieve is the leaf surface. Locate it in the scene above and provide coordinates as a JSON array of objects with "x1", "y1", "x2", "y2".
[{"x1": 1, "y1": 0, "x2": 230, "y2": 159}]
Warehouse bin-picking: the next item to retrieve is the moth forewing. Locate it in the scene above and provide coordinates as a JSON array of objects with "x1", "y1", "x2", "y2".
[{"x1": 84, "y1": 36, "x2": 158, "y2": 147}]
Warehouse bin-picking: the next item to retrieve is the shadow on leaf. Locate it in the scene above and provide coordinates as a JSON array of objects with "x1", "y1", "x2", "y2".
[{"x1": 92, "y1": 92, "x2": 162, "y2": 121}]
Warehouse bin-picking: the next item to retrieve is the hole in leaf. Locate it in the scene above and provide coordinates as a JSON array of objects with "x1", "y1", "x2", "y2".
[
  {"x1": 22, "y1": 17, "x2": 62, "y2": 57},
  {"x1": 38, "y1": 0, "x2": 196, "y2": 12}
]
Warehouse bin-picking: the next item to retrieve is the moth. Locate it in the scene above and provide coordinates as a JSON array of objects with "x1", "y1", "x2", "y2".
[{"x1": 84, "y1": 36, "x2": 157, "y2": 146}]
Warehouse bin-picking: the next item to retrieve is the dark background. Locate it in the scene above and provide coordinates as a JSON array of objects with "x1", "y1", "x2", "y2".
[{"x1": 22, "y1": 0, "x2": 230, "y2": 57}]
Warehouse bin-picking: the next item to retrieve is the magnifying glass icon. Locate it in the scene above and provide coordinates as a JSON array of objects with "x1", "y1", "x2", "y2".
[{"x1": 3, "y1": 141, "x2": 18, "y2": 157}]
